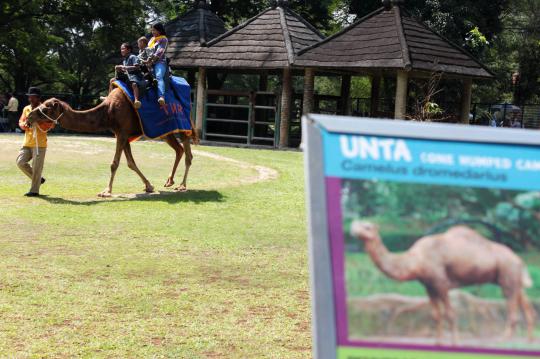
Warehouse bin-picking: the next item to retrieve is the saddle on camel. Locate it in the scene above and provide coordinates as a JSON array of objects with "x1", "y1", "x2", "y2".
[{"x1": 26, "y1": 72, "x2": 196, "y2": 198}]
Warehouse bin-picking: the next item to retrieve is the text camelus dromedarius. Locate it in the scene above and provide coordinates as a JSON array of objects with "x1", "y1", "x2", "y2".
[
  {"x1": 350, "y1": 221, "x2": 537, "y2": 344},
  {"x1": 27, "y1": 88, "x2": 194, "y2": 197}
]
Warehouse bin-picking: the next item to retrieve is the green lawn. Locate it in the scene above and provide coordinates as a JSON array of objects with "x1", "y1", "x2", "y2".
[{"x1": 0, "y1": 134, "x2": 310, "y2": 358}]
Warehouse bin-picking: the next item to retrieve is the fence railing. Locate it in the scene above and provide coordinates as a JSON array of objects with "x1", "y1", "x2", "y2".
[
  {"x1": 470, "y1": 103, "x2": 540, "y2": 129},
  {"x1": 203, "y1": 89, "x2": 280, "y2": 147},
  {"x1": 3, "y1": 91, "x2": 539, "y2": 147}
]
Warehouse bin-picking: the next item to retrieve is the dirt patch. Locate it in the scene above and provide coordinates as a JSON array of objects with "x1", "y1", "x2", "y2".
[
  {"x1": 151, "y1": 337, "x2": 165, "y2": 346},
  {"x1": 348, "y1": 291, "x2": 540, "y2": 348},
  {"x1": 192, "y1": 150, "x2": 278, "y2": 185}
]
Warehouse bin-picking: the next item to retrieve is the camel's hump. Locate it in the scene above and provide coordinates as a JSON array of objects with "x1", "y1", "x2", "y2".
[
  {"x1": 445, "y1": 225, "x2": 484, "y2": 236},
  {"x1": 414, "y1": 225, "x2": 494, "y2": 251}
]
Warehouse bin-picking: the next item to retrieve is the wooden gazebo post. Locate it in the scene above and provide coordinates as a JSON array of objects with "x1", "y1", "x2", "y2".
[
  {"x1": 279, "y1": 67, "x2": 292, "y2": 148},
  {"x1": 195, "y1": 67, "x2": 207, "y2": 136},
  {"x1": 460, "y1": 78, "x2": 473, "y2": 124},
  {"x1": 299, "y1": 67, "x2": 315, "y2": 147},
  {"x1": 394, "y1": 70, "x2": 408, "y2": 119},
  {"x1": 303, "y1": 68, "x2": 315, "y2": 115}
]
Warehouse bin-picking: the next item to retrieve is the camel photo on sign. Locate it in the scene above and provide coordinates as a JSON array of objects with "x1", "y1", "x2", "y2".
[{"x1": 342, "y1": 180, "x2": 538, "y2": 349}]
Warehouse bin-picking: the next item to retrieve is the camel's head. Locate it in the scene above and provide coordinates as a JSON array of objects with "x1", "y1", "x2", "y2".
[
  {"x1": 350, "y1": 221, "x2": 379, "y2": 242},
  {"x1": 27, "y1": 98, "x2": 64, "y2": 126}
]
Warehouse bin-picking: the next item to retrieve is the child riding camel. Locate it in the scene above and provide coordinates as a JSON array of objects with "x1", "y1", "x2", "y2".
[
  {"x1": 106, "y1": 43, "x2": 147, "y2": 109},
  {"x1": 137, "y1": 37, "x2": 157, "y2": 87},
  {"x1": 148, "y1": 23, "x2": 169, "y2": 106}
]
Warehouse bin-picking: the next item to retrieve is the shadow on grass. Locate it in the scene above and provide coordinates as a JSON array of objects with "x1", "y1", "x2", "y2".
[{"x1": 38, "y1": 190, "x2": 225, "y2": 206}]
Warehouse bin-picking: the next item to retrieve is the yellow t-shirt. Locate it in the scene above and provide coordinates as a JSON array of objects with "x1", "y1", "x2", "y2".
[{"x1": 20, "y1": 105, "x2": 48, "y2": 148}]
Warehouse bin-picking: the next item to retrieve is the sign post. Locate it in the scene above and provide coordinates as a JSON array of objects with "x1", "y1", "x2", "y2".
[{"x1": 304, "y1": 114, "x2": 540, "y2": 359}]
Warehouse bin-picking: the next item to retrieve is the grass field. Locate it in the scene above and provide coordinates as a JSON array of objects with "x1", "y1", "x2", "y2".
[
  {"x1": 346, "y1": 253, "x2": 540, "y2": 300},
  {"x1": 0, "y1": 134, "x2": 309, "y2": 358}
]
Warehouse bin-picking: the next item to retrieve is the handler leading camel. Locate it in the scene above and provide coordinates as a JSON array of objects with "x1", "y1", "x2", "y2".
[
  {"x1": 26, "y1": 88, "x2": 193, "y2": 197},
  {"x1": 16, "y1": 87, "x2": 54, "y2": 197}
]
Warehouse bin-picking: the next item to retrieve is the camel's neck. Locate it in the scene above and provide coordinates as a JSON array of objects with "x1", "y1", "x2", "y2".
[
  {"x1": 364, "y1": 235, "x2": 417, "y2": 281},
  {"x1": 59, "y1": 102, "x2": 109, "y2": 133}
]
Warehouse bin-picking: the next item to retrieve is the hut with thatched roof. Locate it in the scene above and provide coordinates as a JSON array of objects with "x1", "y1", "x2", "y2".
[
  {"x1": 183, "y1": 0, "x2": 324, "y2": 147},
  {"x1": 164, "y1": 0, "x2": 226, "y2": 85},
  {"x1": 295, "y1": 0, "x2": 494, "y2": 123}
]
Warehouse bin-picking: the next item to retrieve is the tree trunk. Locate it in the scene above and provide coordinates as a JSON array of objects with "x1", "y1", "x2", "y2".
[
  {"x1": 341, "y1": 74, "x2": 352, "y2": 116},
  {"x1": 259, "y1": 73, "x2": 268, "y2": 92},
  {"x1": 460, "y1": 78, "x2": 473, "y2": 124},
  {"x1": 370, "y1": 75, "x2": 381, "y2": 117}
]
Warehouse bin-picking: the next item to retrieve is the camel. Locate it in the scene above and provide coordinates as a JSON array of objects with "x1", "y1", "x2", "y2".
[
  {"x1": 350, "y1": 221, "x2": 537, "y2": 344},
  {"x1": 26, "y1": 88, "x2": 194, "y2": 197}
]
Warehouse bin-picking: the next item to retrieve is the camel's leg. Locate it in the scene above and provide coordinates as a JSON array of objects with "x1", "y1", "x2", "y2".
[
  {"x1": 99, "y1": 136, "x2": 127, "y2": 197},
  {"x1": 175, "y1": 136, "x2": 193, "y2": 192},
  {"x1": 440, "y1": 292, "x2": 459, "y2": 346},
  {"x1": 123, "y1": 141, "x2": 154, "y2": 193},
  {"x1": 502, "y1": 291, "x2": 520, "y2": 339},
  {"x1": 519, "y1": 291, "x2": 537, "y2": 342},
  {"x1": 163, "y1": 134, "x2": 184, "y2": 188},
  {"x1": 427, "y1": 289, "x2": 444, "y2": 345}
]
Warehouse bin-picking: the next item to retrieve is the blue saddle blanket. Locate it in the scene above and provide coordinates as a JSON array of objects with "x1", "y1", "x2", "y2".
[{"x1": 113, "y1": 76, "x2": 192, "y2": 139}]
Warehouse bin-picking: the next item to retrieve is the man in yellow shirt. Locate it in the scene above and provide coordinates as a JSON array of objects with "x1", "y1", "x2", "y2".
[{"x1": 16, "y1": 87, "x2": 54, "y2": 197}]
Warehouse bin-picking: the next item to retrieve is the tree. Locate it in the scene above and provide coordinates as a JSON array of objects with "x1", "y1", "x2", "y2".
[
  {"x1": 343, "y1": 179, "x2": 540, "y2": 251},
  {"x1": 0, "y1": 2, "x2": 61, "y2": 92},
  {"x1": 48, "y1": 0, "x2": 147, "y2": 96},
  {"x1": 508, "y1": 0, "x2": 540, "y2": 103}
]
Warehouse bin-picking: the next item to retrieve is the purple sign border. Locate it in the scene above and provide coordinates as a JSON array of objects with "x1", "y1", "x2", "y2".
[{"x1": 325, "y1": 176, "x2": 540, "y2": 357}]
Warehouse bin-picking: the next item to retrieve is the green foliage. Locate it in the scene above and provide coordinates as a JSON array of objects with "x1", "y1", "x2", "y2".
[
  {"x1": 466, "y1": 26, "x2": 490, "y2": 50},
  {"x1": 1, "y1": 0, "x2": 538, "y2": 104},
  {"x1": 0, "y1": 0, "x2": 148, "y2": 94},
  {"x1": 343, "y1": 179, "x2": 540, "y2": 251},
  {"x1": 346, "y1": 253, "x2": 540, "y2": 300},
  {"x1": 424, "y1": 101, "x2": 443, "y2": 116}
]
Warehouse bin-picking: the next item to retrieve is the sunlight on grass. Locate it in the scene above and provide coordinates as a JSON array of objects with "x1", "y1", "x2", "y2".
[{"x1": 0, "y1": 134, "x2": 309, "y2": 358}]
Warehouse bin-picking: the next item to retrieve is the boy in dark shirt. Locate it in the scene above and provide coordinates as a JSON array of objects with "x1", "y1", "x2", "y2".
[{"x1": 104, "y1": 43, "x2": 147, "y2": 109}]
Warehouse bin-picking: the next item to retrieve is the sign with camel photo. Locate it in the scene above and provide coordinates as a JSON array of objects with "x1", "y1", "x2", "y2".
[{"x1": 304, "y1": 114, "x2": 540, "y2": 359}]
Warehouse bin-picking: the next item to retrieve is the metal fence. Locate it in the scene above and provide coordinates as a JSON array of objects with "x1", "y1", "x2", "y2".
[{"x1": 471, "y1": 103, "x2": 540, "y2": 129}]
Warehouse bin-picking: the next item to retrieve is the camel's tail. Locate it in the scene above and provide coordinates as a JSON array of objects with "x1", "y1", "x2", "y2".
[
  {"x1": 189, "y1": 112, "x2": 200, "y2": 145},
  {"x1": 523, "y1": 268, "x2": 533, "y2": 289},
  {"x1": 191, "y1": 128, "x2": 200, "y2": 145}
]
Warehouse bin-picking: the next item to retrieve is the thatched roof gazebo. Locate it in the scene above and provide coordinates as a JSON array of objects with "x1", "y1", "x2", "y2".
[
  {"x1": 188, "y1": 0, "x2": 324, "y2": 147},
  {"x1": 165, "y1": 0, "x2": 227, "y2": 70},
  {"x1": 294, "y1": 0, "x2": 494, "y2": 122}
]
